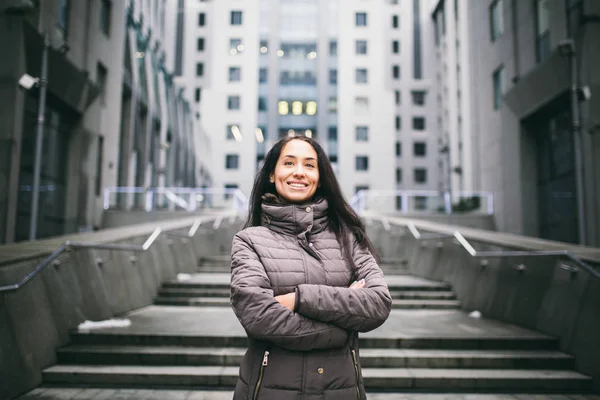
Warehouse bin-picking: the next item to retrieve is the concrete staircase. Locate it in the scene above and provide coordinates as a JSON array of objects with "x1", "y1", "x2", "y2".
[
  {"x1": 34, "y1": 256, "x2": 595, "y2": 396},
  {"x1": 155, "y1": 256, "x2": 460, "y2": 310}
]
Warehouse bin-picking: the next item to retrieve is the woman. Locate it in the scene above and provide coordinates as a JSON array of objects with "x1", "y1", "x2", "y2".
[{"x1": 230, "y1": 136, "x2": 392, "y2": 400}]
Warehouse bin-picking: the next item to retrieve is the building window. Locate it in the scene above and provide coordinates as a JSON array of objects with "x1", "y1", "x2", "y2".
[
  {"x1": 392, "y1": 65, "x2": 400, "y2": 79},
  {"x1": 493, "y1": 65, "x2": 504, "y2": 109},
  {"x1": 356, "y1": 40, "x2": 367, "y2": 55},
  {"x1": 392, "y1": 40, "x2": 400, "y2": 54},
  {"x1": 196, "y1": 62, "x2": 204, "y2": 76},
  {"x1": 395, "y1": 90, "x2": 401, "y2": 105},
  {"x1": 258, "y1": 97, "x2": 267, "y2": 111},
  {"x1": 395, "y1": 116, "x2": 402, "y2": 130},
  {"x1": 226, "y1": 125, "x2": 241, "y2": 140},
  {"x1": 355, "y1": 97, "x2": 368, "y2": 114},
  {"x1": 224, "y1": 183, "x2": 238, "y2": 200},
  {"x1": 411, "y1": 90, "x2": 426, "y2": 106},
  {"x1": 231, "y1": 11, "x2": 243, "y2": 25},
  {"x1": 260, "y1": 39, "x2": 268, "y2": 54},
  {"x1": 396, "y1": 167, "x2": 402, "y2": 183},
  {"x1": 229, "y1": 66, "x2": 241, "y2": 82},
  {"x1": 396, "y1": 141, "x2": 401, "y2": 156},
  {"x1": 195, "y1": 88, "x2": 201, "y2": 103},
  {"x1": 356, "y1": 68, "x2": 368, "y2": 83},
  {"x1": 355, "y1": 156, "x2": 369, "y2": 171},
  {"x1": 329, "y1": 40, "x2": 337, "y2": 56},
  {"x1": 95, "y1": 135, "x2": 104, "y2": 196},
  {"x1": 329, "y1": 69, "x2": 337, "y2": 84},
  {"x1": 328, "y1": 126, "x2": 338, "y2": 140},
  {"x1": 198, "y1": 12, "x2": 206, "y2": 26},
  {"x1": 355, "y1": 126, "x2": 369, "y2": 142},
  {"x1": 257, "y1": 68, "x2": 267, "y2": 84},
  {"x1": 535, "y1": 0, "x2": 551, "y2": 63},
  {"x1": 355, "y1": 185, "x2": 369, "y2": 194},
  {"x1": 415, "y1": 196, "x2": 428, "y2": 210},
  {"x1": 100, "y1": 0, "x2": 112, "y2": 36},
  {"x1": 56, "y1": 0, "x2": 71, "y2": 37},
  {"x1": 328, "y1": 97, "x2": 337, "y2": 113},
  {"x1": 414, "y1": 142, "x2": 427, "y2": 156},
  {"x1": 228, "y1": 95, "x2": 241, "y2": 110},
  {"x1": 226, "y1": 154, "x2": 239, "y2": 169},
  {"x1": 355, "y1": 12, "x2": 367, "y2": 26},
  {"x1": 392, "y1": 15, "x2": 399, "y2": 28},
  {"x1": 230, "y1": 38, "x2": 243, "y2": 55},
  {"x1": 489, "y1": 0, "x2": 503, "y2": 41},
  {"x1": 414, "y1": 168, "x2": 427, "y2": 183},
  {"x1": 413, "y1": 117, "x2": 426, "y2": 130},
  {"x1": 197, "y1": 37, "x2": 205, "y2": 51},
  {"x1": 96, "y1": 63, "x2": 107, "y2": 105}
]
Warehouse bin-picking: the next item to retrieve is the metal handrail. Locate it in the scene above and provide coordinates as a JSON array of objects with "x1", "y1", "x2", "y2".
[
  {"x1": 0, "y1": 217, "x2": 223, "y2": 294},
  {"x1": 395, "y1": 221, "x2": 600, "y2": 280}
]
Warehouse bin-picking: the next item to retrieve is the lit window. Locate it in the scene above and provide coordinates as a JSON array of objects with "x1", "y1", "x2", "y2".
[
  {"x1": 260, "y1": 39, "x2": 268, "y2": 54},
  {"x1": 292, "y1": 101, "x2": 303, "y2": 115},
  {"x1": 305, "y1": 101, "x2": 317, "y2": 115},
  {"x1": 278, "y1": 101, "x2": 289, "y2": 115}
]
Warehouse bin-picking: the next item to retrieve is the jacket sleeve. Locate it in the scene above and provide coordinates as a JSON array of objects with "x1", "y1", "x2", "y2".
[
  {"x1": 230, "y1": 231, "x2": 349, "y2": 351},
  {"x1": 295, "y1": 236, "x2": 392, "y2": 332}
]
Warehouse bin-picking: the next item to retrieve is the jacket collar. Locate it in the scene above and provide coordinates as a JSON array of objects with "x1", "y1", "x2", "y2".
[{"x1": 261, "y1": 197, "x2": 329, "y2": 236}]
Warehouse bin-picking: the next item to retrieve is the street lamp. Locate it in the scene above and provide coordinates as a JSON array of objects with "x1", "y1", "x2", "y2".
[{"x1": 18, "y1": 34, "x2": 49, "y2": 241}]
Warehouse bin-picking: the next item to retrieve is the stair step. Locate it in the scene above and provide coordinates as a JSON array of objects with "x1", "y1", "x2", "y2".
[
  {"x1": 156, "y1": 288, "x2": 456, "y2": 300},
  {"x1": 391, "y1": 291, "x2": 456, "y2": 300},
  {"x1": 42, "y1": 365, "x2": 592, "y2": 392},
  {"x1": 153, "y1": 297, "x2": 459, "y2": 309},
  {"x1": 69, "y1": 332, "x2": 559, "y2": 350},
  {"x1": 154, "y1": 297, "x2": 231, "y2": 306},
  {"x1": 57, "y1": 345, "x2": 575, "y2": 370},
  {"x1": 158, "y1": 288, "x2": 231, "y2": 298}
]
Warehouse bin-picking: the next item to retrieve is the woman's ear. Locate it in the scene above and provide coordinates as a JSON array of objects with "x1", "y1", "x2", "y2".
[{"x1": 269, "y1": 174, "x2": 274, "y2": 183}]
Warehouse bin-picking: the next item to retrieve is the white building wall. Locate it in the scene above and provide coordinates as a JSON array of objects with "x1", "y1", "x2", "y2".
[{"x1": 337, "y1": 1, "x2": 395, "y2": 210}]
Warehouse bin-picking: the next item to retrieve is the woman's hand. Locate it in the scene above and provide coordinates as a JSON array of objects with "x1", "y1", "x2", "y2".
[
  {"x1": 275, "y1": 292, "x2": 296, "y2": 310},
  {"x1": 349, "y1": 279, "x2": 365, "y2": 290}
]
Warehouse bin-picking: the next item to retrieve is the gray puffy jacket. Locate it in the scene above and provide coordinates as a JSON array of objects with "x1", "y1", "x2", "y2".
[{"x1": 230, "y1": 198, "x2": 392, "y2": 400}]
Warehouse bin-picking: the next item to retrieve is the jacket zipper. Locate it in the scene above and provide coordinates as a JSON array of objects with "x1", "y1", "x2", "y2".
[
  {"x1": 351, "y1": 349, "x2": 361, "y2": 400},
  {"x1": 252, "y1": 350, "x2": 269, "y2": 400}
]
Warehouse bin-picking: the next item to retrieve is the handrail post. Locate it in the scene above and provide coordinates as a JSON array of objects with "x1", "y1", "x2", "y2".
[
  {"x1": 401, "y1": 193, "x2": 408, "y2": 214},
  {"x1": 103, "y1": 188, "x2": 111, "y2": 210},
  {"x1": 145, "y1": 188, "x2": 154, "y2": 212}
]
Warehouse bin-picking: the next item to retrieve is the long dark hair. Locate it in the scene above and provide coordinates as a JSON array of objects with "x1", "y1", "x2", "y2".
[{"x1": 244, "y1": 136, "x2": 380, "y2": 266}]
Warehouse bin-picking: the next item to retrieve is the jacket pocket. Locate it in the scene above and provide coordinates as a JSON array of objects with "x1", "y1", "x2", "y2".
[
  {"x1": 350, "y1": 348, "x2": 361, "y2": 400},
  {"x1": 252, "y1": 349, "x2": 270, "y2": 400}
]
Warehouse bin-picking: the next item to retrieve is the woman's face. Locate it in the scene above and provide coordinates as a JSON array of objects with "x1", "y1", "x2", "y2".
[{"x1": 270, "y1": 139, "x2": 320, "y2": 204}]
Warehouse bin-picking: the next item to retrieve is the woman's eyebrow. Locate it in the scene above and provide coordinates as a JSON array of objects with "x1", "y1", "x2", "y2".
[{"x1": 282, "y1": 155, "x2": 317, "y2": 161}]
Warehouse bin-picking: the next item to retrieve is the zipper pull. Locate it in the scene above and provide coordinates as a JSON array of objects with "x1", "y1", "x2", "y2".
[
  {"x1": 351, "y1": 349, "x2": 358, "y2": 366},
  {"x1": 262, "y1": 350, "x2": 270, "y2": 366}
]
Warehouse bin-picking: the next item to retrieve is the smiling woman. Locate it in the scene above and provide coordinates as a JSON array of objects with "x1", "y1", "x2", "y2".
[{"x1": 230, "y1": 136, "x2": 391, "y2": 400}]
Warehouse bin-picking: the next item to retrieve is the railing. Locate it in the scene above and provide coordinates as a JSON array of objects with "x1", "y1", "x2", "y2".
[
  {"x1": 374, "y1": 216, "x2": 600, "y2": 280},
  {"x1": 0, "y1": 214, "x2": 234, "y2": 294},
  {"x1": 350, "y1": 190, "x2": 494, "y2": 215},
  {"x1": 103, "y1": 186, "x2": 249, "y2": 213}
]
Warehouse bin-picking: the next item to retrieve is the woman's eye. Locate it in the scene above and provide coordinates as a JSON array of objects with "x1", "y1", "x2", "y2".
[
  {"x1": 306, "y1": 164, "x2": 315, "y2": 168},
  {"x1": 284, "y1": 161, "x2": 294, "y2": 166}
]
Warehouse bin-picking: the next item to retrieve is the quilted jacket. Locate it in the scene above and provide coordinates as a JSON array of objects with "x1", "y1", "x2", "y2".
[{"x1": 230, "y1": 197, "x2": 392, "y2": 400}]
